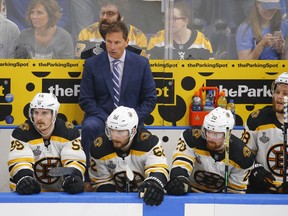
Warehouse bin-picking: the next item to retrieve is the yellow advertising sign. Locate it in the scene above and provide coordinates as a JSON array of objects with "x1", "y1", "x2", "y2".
[{"x1": 0, "y1": 59, "x2": 285, "y2": 126}]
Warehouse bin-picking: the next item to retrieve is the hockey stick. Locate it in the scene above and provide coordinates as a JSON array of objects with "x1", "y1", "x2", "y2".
[
  {"x1": 224, "y1": 127, "x2": 230, "y2": 193},
  {"x1": 283, "y1": 96, "x2": 288, "y2": 184},
  {"x1": 125, "y1": 163, "x2": 134, "y2": 192},
  {"x1": 48, "y1": 167, "x2": 76, "y2": 177}
]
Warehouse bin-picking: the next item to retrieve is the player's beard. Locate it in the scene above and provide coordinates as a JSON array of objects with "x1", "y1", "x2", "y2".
[
  {"x1": 273, "y1": 97, "x2": 284, "y2": 114},
  {"x1": 99, "y1": 20, "x2": 110, "y2": 39},
  {"x1": 206, "y1": 138, "x2": 225, "y2": 152}
]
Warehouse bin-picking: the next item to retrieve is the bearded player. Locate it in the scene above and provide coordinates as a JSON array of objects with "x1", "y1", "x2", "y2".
[
  {"x1": 89, "y1": 106, "x2": 168, "y2": 206},
  {"x1": 242, "y1": 72, "x2": 288, "y2": 194},
  {"x1": 166, "y1": 107, "x2": 254, "y2": 194}
]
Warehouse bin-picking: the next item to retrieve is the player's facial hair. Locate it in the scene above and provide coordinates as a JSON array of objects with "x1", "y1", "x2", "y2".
[{"x1": 273, "y1": 96, "x2": 284, "y2": 114}]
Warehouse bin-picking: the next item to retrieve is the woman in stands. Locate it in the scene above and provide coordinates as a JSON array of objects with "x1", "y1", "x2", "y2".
[
  {"x1": 236, "y1": 0, "x2": 288, "y2": 60},
  {"x1": 15, "y1": 0, "x2": 74, "y2": 59}
]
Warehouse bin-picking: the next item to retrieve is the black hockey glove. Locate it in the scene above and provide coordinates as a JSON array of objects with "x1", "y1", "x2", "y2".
[
  {"x1": 277, "y1": 182, "x2": 288, "y2": 194},
  {"x1": 249, "y1": 164, "x2": 275, "y2": 190},
  {"x1": 138, "y1": 177, "x2": 165, "y2": 206},
  {"x1": 16, "y1": 176, "x2": 41, "y2": 195},
  {"x1": 62, "y1": 175, "x2": 84, "y2": 194},
  {"x1": 165, "y1": 176, "x2": 191, "y2": 195}
]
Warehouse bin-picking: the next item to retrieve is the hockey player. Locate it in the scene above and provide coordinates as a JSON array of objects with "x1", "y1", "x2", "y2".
[
  {"x1": 89, "y1": 106, "x2": 168, "y2": 206},
  {"x1": 242, "y1": 72, "x2": 288, "y2": 194},
  {"x1": 166, "y1": 107, "x2": 255, "y2": 194},
  {"x1": 8, "y1": 93, "x2": 86, "y2": 195}
]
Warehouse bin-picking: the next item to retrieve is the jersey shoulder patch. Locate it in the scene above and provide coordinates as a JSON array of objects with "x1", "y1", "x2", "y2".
[
  {"x1": 90, "y1": 135, "x2": 115, "y2": 159},
  {"x1": 230, "y1": 135, "x2": 255, "y2": 169},
  {"x1": 133, "y1": 130, "x2": 159, "y2": 152}
]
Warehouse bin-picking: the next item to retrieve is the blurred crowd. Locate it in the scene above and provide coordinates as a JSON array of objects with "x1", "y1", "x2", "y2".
[{"x1": 0, "y1": 0, "x2": 287, "y2": 60}]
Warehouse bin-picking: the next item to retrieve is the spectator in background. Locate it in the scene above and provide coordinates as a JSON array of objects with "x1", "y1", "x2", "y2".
[
  {"x1": 89, "y1": 106, "x2": 168, "y2": 206},
  {"x1": 236, "y1": 0, "x2": 288, "y2": 60},
  {"x1": 76, "y1": 0, "x2": 147, "y2": 59},
  {"x1": 69, "y1": 0, "x2": 99, "y2": 44},
  {"x1": 147, "y1": 0, "x2": 214, "y2": 60},
  {"x1": 0, "y1": 0, "x2": 20, "y2": 58},
  {"x1": 6, "y1": 0, "x2": 70, "y2": 31},
  {"x1": 79, "y1": 21, "x2": 156, "y2": 182},
  {"x1": 15, "y1": 0, "x2": 74, "y2": 59}
]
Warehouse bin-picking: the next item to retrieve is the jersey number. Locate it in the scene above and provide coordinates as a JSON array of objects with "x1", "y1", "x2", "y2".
[{"x1": 10, "y1": 140, "x2": 24, "y2": 151}]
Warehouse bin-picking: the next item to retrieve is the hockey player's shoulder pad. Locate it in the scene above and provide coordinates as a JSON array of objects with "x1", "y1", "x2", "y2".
[
  {"x1": 246, "y1": 106, "x2": 274, "y2": 131},
  {"x1": 133, "y1": 130, "x2": 159, "y2": 152},
  {"x1": 90, "y1": 134, "x2": 114, "y2": 159},
  {"x1": 182, "y1": 127, "x2": 203, "y2": 149},
  {"x1": 12, "y1": 120, "x2": 39, "y2": 142},
  {"x1": 53, "y1": 118, "x2": 80, "y2": 141},
  {"x1": 229, "y1": 134, "x2": 255, "y2": 169}
]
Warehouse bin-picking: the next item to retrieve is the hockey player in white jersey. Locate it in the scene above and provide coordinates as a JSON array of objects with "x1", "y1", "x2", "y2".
[
  {"x1": 8, "y1": 93, "x2": 86, "y2": 195},
  {"x1": 242, "y1": 72, "x2": 288, "y2": 194},
  {"x1": 89, "y1": 106, "x2": 168, "y2": 206},
  {"x1": 166, "y1": 107, "x2": 255, "y2": 194}
]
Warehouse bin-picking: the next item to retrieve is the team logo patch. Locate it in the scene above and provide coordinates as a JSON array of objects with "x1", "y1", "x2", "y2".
[
  {"x1": 65, "y1": 121, "x2": 74, "y2": 129},
  {"x1": 192, "y1": 129, "x2": 202, "y2": 138},
  {"x1": 19, "y1": 122, "x2": 30, "y2": 131},
  {"x1": 267, "y1": 144, "x2": 288, "y2": 177},
  {"x1": 94, "y1": 137, "x2": 103, "y2": 147},
  {"x1": 243, "y1": 146, "x2": 251, "y2": 157},
  {"x1": 140, "y1": 132, "x2": 151, "y2": 141},
  {"x1": 93, "y1": 43, "x2": 104, "y2": 55},
  {"x1": 32, "y1": 146, "x2": 42, "y2": 156},
  {"x1": 34, "y1": 157, "x2": 62, "y2": 184},
  {"x1": 107, "y1": 161, "x2": 116, "y2": 170},
  {"x1": 251, "y1": 110, "x2": 260, "y2": 118},
  {"x1": 259, "y1": 132, "x2": 269, "y2": 143}
]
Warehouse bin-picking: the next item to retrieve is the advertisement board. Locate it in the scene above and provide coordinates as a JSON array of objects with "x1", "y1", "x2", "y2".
[{"x1": 0, "y1": 59, "x2": 284, "y2": 126}]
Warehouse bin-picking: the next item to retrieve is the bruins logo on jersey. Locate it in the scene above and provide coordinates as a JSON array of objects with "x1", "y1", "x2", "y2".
[
  {"x1": 65, "y1": 121, "x2": 74, "y2": 129},
  {"x1": 140, "y1": 132, "x2": 151, "y2": 141},
  {"x1": 251, "y1": 110, "x2": 260, "y2": 118},
  {"x1": 34, "y1": 157, "x2": 62, "y2": 184},
  {"x1": 18, "y1": 122, "x2": 30, "y2": 131},
  {"x1": 94, "y1": 137, "x2": 103, "y2": 147},
  {"x1": 192, "y1": 129, "x2": 202, "y2": 138},
  {"x1": 243, "y1": 146, "x2": 252, "y2": 157}
]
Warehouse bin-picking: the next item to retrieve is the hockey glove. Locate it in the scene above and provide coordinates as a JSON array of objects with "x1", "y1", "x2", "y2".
[
  {"x1": 249, "y1": 165, "x2": 275, "y2": 190},
  {"x1": 277, "y1": 182, "x2": 288, "y2": 194},
  {"x1": 165, "y1": 176, "x2": 191, "y2": 195},
  {"x1": 16, "y1": 176, "x2": 41, "y2": 195},
  {"x1": 138, "y1": 177, "x2": 165, "y2": 206},
  {"x1": 62, "y1": 175, "x2": 84, "y2": 194}
]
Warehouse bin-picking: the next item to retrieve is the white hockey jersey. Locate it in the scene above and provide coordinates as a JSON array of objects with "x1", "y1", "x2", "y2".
[
  {"x1": 170, "y1": 128, "x2": 255, "y2": 194},
  {"x1": 242, "y1": 106, "x2": 287, "y2": 191},
  {"x1": 89, "y1": 130, "x2": 169, "y2": 192},
  {"x1": 8, "y1": 118, "x2": 86, "y2": 192}
]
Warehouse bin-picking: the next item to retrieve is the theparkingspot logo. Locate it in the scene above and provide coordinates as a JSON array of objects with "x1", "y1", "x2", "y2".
[
  {"x1": 0, "y1": 79, "x2": 11, "y2": 103},
  {"x1": 42, "y1": 79, "x2": 81, "y2": 103},
  {"x1": 153, "y1": 72, "x2": 175, "y2": 104},
  {"x1": 206, "y1": 79, "x2": 273, "y2": 104}
]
